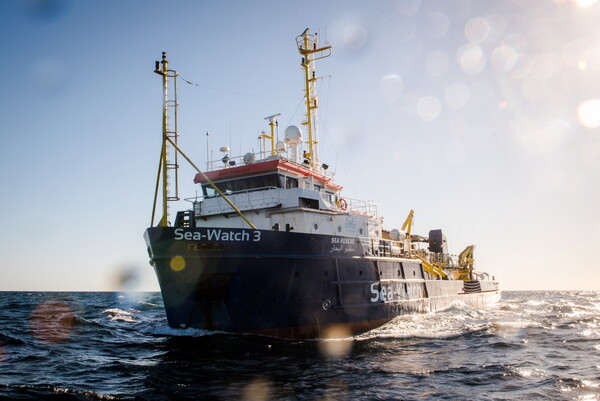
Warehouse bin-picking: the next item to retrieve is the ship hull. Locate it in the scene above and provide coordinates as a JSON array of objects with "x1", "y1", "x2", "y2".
[{"x1": 144, "y1": 227, "x2": 500, "y2": 339}]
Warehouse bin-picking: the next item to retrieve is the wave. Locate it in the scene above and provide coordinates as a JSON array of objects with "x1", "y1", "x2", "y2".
[
  {"x1": 0, "y1": 383, "x2": 119, "y2": 400},
  {"x1": 354, "y1": 310, "x2": 494, "y2": 341},
  {"x1": 102, "y1": 308, "x2": 139, "y2": 323},
  {"x1": 0, "y1": 332, "x2": 26, "y2": 346}
]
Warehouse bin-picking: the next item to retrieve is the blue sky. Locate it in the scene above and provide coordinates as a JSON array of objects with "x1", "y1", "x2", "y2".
[{"x1": 1, "y1": 0, "x2": 599, "y2": 291}]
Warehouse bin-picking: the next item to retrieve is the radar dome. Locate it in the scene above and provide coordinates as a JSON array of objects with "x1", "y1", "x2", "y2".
[
  {"x1": 284, "y1": 125, "x2": 303, "y2": 144},
  {"x1": 243, "y1": 152, "x2": 256, "y2": 165}
]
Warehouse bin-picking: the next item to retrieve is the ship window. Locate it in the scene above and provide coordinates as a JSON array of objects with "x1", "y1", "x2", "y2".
[
  {"x1": 201, "y1": 173, "x2": 282, "y2": 196},
  {"x1": 313, "y1": 223, "x2": 318, "y2": 230},
  {"x1": 299, "y1": 197, "x2": 319, "y2": 209},
  {"x1": 286, "y1": 177, "x2": 298, "y2": 188},
  {"x1": 314, "y1": 184, "x2": 322, "y2": 192}
]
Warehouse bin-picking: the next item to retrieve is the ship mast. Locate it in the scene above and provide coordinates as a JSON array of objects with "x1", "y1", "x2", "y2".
[
  {"x1": 296, "y1": 28, "x2": 331, "y2": 172},
  {"x1": 150, "y1": 52, "x2": 256, "y2": 230},
  {"x1": 153, "y1": 52, "x2": 180, "y2": 227}
]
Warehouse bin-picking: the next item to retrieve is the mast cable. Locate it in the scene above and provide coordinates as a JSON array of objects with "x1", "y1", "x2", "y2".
[{"x1": 178, "y1": 75, "x2": 294, "y2": 100}]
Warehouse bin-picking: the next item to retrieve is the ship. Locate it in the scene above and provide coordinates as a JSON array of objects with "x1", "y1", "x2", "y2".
[{"x1": 144, "y1": 29, "x2": 500, "y2": 339}]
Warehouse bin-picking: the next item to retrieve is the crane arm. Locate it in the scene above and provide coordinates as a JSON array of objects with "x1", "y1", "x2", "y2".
[{"x1": 401, "y1": 209, "x2": 415, "y2": 234}]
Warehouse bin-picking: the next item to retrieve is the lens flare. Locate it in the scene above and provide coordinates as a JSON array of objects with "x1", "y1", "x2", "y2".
[
  {"x1": 458, "y1": 44, "x2": 486, "y2": 75},
  {"x1": 445, "y1": 83, "x2": 470, "y2": 109},
  {"x1": 30, "y1": 301, "x2": 74, "y2": 344},
  {"x1": 574, "y1": 0, "x2": 598, "y2": 6},
  {"x1": 396, "y1": 0, "x2": 421, "y2": 16},
  {"x1": 491, "y1": 45, "x2": 519, "y2": 72},
  {"x1": 343, "y1": 24, "x2": 368, "y2": 50},
  {"x1": 578, "y1": 99, "x2": 600, "y2": 128},
  {"x1": 417, "y1": 96, "x2": 442, "y2": 121},
  {"x1": 379, "y1": 74, "x2": 404, "y2": 103},
  {"x1": 317, "y1": 325, "x2": 353, "y2": 358},
  {"x1": 241, "y1": 376, "x2": 273, "y2": 401},
  {"x1": 170, "y1": 255, "x2": 186, "y2": 272},
  {"x1": 465, "y1": 17, "x2": 492, "y2": 43},
  {"x1": 0, "y1": 341, "x2": 6, "y2": 363}
]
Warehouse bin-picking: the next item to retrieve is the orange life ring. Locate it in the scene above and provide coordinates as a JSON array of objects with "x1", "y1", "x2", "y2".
[{"x1": 338, "y1": 198, "x2": 348, "y2": 211}]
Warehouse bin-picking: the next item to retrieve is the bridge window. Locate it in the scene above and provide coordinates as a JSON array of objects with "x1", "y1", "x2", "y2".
[{"x1": 202, "y1": 174, "x2": 282, "y2": 196}]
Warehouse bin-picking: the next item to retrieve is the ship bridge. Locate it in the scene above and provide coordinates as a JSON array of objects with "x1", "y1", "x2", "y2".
[{"x1": 186, "y1": 154, "x2": 380, "y2": 238}]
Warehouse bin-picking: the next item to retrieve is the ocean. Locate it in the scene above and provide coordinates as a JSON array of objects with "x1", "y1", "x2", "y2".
[{"x1": 0, "y1": 291, "x2": 598, "y2": 400}]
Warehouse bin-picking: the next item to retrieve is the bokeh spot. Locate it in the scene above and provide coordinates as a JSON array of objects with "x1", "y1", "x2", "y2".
[
  {"x1": 30, "y1": 301, "x2": 74, "y2": 344},
  {"x1": 170, "y1": 255, "x2": 186, "y2": 272}
]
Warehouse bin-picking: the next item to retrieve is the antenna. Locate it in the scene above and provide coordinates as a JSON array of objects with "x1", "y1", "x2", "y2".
[
  {"x1": 296, "y1": 29, "x2": 332, "y2": 172},
  {"x1": 206, "y1": 132, "x2": 210, "y2": 171}
]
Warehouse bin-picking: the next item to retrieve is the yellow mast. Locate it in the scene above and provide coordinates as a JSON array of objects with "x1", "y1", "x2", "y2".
[
  {"x1": 153, "y1": 52, "x2": 180, "y2": 227},
  {"x1": 151, "y1": 52, "x2": 256, "y2": 230},
  {"x1": 261, "y1": 113, "x2": 281, "y2": 155},
  {"x1": 296, "y1": 28, "x2": 331, "y2": 171}
]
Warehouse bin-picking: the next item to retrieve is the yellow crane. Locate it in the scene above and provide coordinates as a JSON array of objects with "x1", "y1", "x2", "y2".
[
  {"x1": 457, "y1": 245, "x2": 475, "y2": 280},
  {"x1": 401, "y1": 209, "x2": 414, "y2": 234},
  {"x1": 402, "y1": 209, "x2": 447, "y2": 279}
]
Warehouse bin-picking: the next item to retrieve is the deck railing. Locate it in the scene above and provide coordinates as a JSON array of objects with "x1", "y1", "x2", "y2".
[
  {"x1": 359, "y1": 237, "x2": 459, "y2": 266},
  {"x1": 344, "y1": 197, "x2": 378, "y2": 216}
]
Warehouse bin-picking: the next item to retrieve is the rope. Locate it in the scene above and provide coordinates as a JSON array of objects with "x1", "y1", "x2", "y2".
[{"x1": 178, "y1": 75, "x2": 294, "y2": 100}]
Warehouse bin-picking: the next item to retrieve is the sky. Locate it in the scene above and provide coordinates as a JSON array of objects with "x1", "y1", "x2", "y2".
[{"x1": 1, "y1": 0, "x2": 599, "y2": 291}]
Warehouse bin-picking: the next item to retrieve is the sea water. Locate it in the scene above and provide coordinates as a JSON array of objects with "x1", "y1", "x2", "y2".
[{"x1": 0, "y1": 291, "x2": 598, "y2": 400}]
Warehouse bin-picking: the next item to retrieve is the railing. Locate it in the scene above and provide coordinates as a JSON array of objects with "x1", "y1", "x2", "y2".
[
  {"x1": 344, "y1": 197, "x2": 378, "y2": 216},
  {"x1": 205, "y1": 154, "x2": 335, "y2": 180},
  {"x1": 206, "y1": 152, "x2": 261, "y2": 172},
  {"x1": 189, "y1": 187, "x2": 283, "y2": 216},
  {"x1": 360, "y1": 237, "x2": 459, "y2": 266}
]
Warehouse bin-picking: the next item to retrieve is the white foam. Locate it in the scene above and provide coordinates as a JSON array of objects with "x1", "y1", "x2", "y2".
[
  {"x1": 102, "y1": 308, "x2": 138, "y2": 323},
  {"x1": 149, "y1": 326, "x2": 222, "y2": 337}
]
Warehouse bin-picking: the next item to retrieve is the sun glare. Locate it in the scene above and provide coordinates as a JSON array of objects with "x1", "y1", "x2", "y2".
[
  {"x1": 577, "y1": 99, "x2": 600, "y2": 128},
  {"x1": 573, "y1": 0, "x2": 599, "y2": 7}
]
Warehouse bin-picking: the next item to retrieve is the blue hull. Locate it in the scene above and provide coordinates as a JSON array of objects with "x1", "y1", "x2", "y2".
[{"x1": 144, "y1": 227, "x2": 500, "y2": 339}]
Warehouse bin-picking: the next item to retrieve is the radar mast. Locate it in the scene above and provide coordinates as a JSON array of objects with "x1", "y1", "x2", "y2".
[
  {"x1": 296, "y1": 28, "x2": 331, "y2": 172},
  {"x1": 153, "y1": 52, "x2": 180, "y2": 227}
]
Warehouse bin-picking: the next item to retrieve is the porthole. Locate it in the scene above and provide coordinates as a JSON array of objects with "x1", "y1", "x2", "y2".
[
  {"x1": 337, "y1": 226, "x2": 342, "y2": 233},
  {"x1": 359, "y1": 228, "x2": 363, "y2": 235},
  {"x1": 314, "y1": 223, "x2": 318, "y2": 230},
  {"x1": 359, "y1": 270, "x2": 363, "y2": 276}
]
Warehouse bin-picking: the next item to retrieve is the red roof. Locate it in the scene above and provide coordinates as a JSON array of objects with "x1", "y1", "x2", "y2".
[{"x1": 193, "y1": 159, "x2": 343, "y2": 190}]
